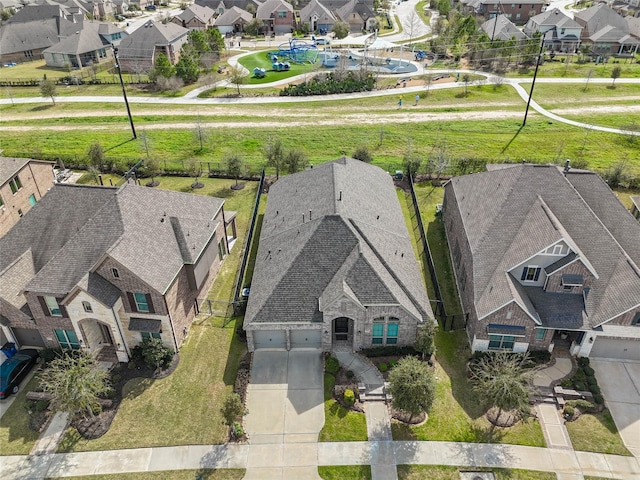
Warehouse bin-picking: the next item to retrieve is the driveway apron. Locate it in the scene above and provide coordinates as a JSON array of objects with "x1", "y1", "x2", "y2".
[{"x1": 244, "y1": 350, "x2": 324, "y2": 479}]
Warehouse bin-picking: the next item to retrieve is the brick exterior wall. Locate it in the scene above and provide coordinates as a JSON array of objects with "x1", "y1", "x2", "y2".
[
  {"x1": 479, "y1": 303, "x2": 552, "y2": 351},
  {"x1": 0, "y1": 161, "x2": 55, "y2": 237},
  {"x1": 24, "y1": 290, "x2": 75, "y2": 348},
  {"x1": 545, "y1": 259, "x2": 594, "y2": 295},
  {"x1": 476, "y1": 3, "x2": 544, "y2": 25}
]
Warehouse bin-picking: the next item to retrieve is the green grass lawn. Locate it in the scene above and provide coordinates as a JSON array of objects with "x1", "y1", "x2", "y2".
[
  {"x1": 565, "y1": 409, "x2": 632, "y2": 456},
  {"x1": 45, "y1": 470, "x2": 245, "y2": 480},
  {"x1": 397, "y1": 466, "x2": 556, "y2": 480},
  {"x1": 319, "y1": 374, "x2": 368, "y2": 442},
  {"x1": 508, "y1": 57, "x2": 640, "y2": 78},
  {"x1": 237, "y1": 51, "x2": 318, "y2": 85},
  {"x1": 0, "y1": 373, "x2": 43, "y2": 455},
  {"x1": 392, "y1": 330, "x2": 546, "y2": 447},
  {"x1": 319, "y1": 465, "x2": 372, "y2": 480}
]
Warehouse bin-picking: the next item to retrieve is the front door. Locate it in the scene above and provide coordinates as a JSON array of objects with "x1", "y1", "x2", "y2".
[
  {"x1": 334, "y1": 318, "x2": 349, "y2": 342},
  {"x1": 99, "y1": 323, "x2": 113, "y2": 345}
]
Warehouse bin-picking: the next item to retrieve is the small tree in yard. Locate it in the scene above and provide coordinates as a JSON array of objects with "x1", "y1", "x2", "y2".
[
  {"x1": 144, "y1": 157, "x2": 162, "y2": 187},
  {"x1": 221, "y1": 392, "x2": 247, "y2": 426},
  {"x1": 284, "y1": 148, "x2": 309, "y2": 174},
  {"x1": 229, "y1": 66, "x2": 247, "y2": 96},
  {"x1": 387, "y1": 356, "x2": 436, "y2": 422},
  {"x1": 186, "y1": 157, "x2": 204, "y2": 189},
  {"x1": 610, "y1": 66, "x2": 621, "y2": 87},
  {"x1": 264, "y1": 137, "x2": 285, "y2": 179},
  {"x1": 332, "y1": 21, "x2": 349, "y2": 39},
  {"x1": 225, "y1": 152, "x2": 244, "y2": 189},
  {"x1": 414, "y1": 321, "x2": 437, "y2": 360},
  {"x1": 87, "y1": 140, "x2": 105, "y2": 171},
  {"x1": 136, "y1": 337, "x2": 173, "y2": 370},
  {"x1": 40, "y1": 79, "x2": 57, "y2": 105},
  {"x1": 38, "y1": 351, "x2": 110, "y2": 420},
  {"x1": 469, "y1": 352, "x2": 534, "y2": 425}
]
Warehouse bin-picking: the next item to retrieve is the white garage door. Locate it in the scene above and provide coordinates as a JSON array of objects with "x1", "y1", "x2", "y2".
[
  {"x1": 590, "y1": 337, "x2": 640, "y2": 361},
  {"x1": 253, "y1": 330, "x2": 286, "y2": 349},
  {"x1": 290, "y1": 330, "x2": 322, "y2": 349}
]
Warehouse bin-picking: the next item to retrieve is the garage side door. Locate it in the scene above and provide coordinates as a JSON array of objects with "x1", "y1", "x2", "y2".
[
  {"x1": 12, "y1": 327, "x2": 46, "y2": 348},
  {"x1": 290, "y1": 330, "x2": 322, "y2": 349},
  {"x1": 590, "y1": 337, "x2": 640, "y2": 361},
  {"x1": 253, "y1": 330, "x2": 286, "y2": 349}
]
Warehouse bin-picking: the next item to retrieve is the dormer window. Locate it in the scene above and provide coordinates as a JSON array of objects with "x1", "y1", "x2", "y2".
[
  {"x1": 521, "y1": 266, "x2": 541, "y2": 282},
  {"x1": 82, "y1": 301, "x2": 93, "y2": 313}
]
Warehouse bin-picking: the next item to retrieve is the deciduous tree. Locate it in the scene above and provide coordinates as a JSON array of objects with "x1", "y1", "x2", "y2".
[
  {"x1": 387, "y1": 356, "x2": 436, "y2": 421},
  {"x1": 610, "y1": 66, "x2": 621, "y2": 87},
  {"x1": 414, "y1": 321, "x2": 437, "y2": 360},
  {"x1": 40, "y1": 79, "x2": 57, "y2": 105},
  {"x1": 225, "y1": 152, "x2": 244, "y2": 187},
  {"x1": 332, "y1": 21, "x2": 349, "y2": 40},
  {"x1": 264, "y1": 137, "x2": 285, "y2": 179},
  {"x1": 284, "y1": 148, "x2": 309, "y2": 174}
]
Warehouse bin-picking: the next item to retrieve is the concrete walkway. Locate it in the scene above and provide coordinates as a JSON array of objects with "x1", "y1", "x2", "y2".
[
  {"x1": 365, "y1": 403, "x2": 397, "y2": 480},
  {"x1": 5, "y1": 441, "x2": 640, "y2": 479},
  {"x1": 333, "y1": 350, "x2": 384, "y2": 388},
  {"x1": 533, "y1": 355, "x2": 574, "y2": 389}
]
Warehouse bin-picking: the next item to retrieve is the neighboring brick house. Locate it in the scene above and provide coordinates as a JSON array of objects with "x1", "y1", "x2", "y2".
[
  {"x1": 0, "y1": 182, "x2": 237, "y2": 363},
  {"x1": 335, "y1": 0, "x2": 376, "y2": 33},
  {"x1": 300, "y1": 0, "x2": 336, "y2": 34},
  {"x1": 171, "y1": 4, "x2": 216, "y2": 31},
  {"x1": 0, "y1": 158, "x2": 55, "y2": 238},
  {"x1": 574, "y1": 4, "x2": 640, "y2": 56},
  {"x1": 117, "y1": 20, "x2": 189, "y2": 71},
  {"x1": 256, "y1": 0, "x2": 295, "y2": 35},
  {"x1": 443, "y1": 164, "x2": 640, "y2": 361},
  {"x1": 523, "y1": 8, "x2": 583, "y2": 53},
  {"x1": 244, "y1": 157, "x2": 434, "y2": 352},
  {"x1": 214, "y1": 6, "x2": 254, "y2": 34},
  {"x1": 462, "y1": 0, "x2": 545, "y2": 26}
]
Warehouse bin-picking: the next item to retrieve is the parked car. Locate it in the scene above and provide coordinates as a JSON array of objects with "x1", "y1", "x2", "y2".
[
  {"x1": 115, "y1": 14, "x2": 125, "y2": 21},
  {"x1": 312, "y1": 35, "x2": 330, "y2": 45},
  {"x1": 0, "y1": 349, "x2": 40, "y2": 399},
  {"x1": 145, "y1": 4, "x2": 157, "y2": 10}
]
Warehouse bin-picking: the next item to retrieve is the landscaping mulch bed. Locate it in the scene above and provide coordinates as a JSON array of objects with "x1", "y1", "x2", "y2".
[
  {"x1": 485, "y1": 407, "x2": 520, "y2": 428},
  {"x1": 71, "y1": 355, "x2": 179, "y2": 440},
  {"x1": 234, "y1": 352, "x2": 252, "y2": 405},
  {"x1": 332, "y1": 367, "x2": 364, "y2": 413},
  {"x1": 391, "y1": 408, "x2": 427, "y2": 425}
]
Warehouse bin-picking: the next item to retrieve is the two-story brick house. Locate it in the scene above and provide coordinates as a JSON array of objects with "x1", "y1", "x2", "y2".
[
  {"x1": 244, "y1": 157, "x2": 434, "y2": 352},
  {"x1": 0, "y1": 182, "x2": 237, "y2": 363},
  {"x1": 171, "y1": 4, "x2": 217, "y2": 31},
  {"x1": 462, "y1": 0, "x2": 546, "y2": 26},
  {"x1": 256, "y1": 0, "x2": 295, "y2": 35},
  {"x1": 443, "y1": 164, "x2": 640, "y2": 361},
  {"x1": 523, "y1": 8, "x2": 583, "y2": 53},
  {"x1": 0, "y1": 157, "x2": 55, "y2": 238}
]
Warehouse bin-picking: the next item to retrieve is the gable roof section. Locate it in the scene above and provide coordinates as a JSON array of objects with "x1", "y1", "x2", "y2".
[
  {"x1": 118, "y1": 20, "x2": 188, "y2": 61},
  {"x1": 43, "y1": 27, "x2": 107, "y2": 55},
  {"x1": 481, "y1": 14, "x2": 528, "y2": 41},
  {"x1": 214, "y1": 6, "x2": 253, "y2": 25},
  {"x1": 526, "y1": 8, "x2": 582, "y2": 31},
  {"x1": 336, "y1": 0, "x2": 374, "y2": 22},
  {"x1": 0, "y1": 157, "x2": 53, "y2": 186},
  {"x1": 174, "y1": 4, "x2": 216, "y2": 23},
  {"x1": 448, "y1": 164, "x2": 640, "y2": 328},
  {"x1": 245, "y1": 158, "x2": 431, "y2": 327},
  {"x1": 0, "y1": 17, "x2": 76, "y2": 55},
  {"x1": 256, "y1": 0, "x2": 292, "y2": 18},
  {"x1": 300, "y1": 0, "x2": 335, "y2": 22},
  {"x1": 574, "y1": 3, "x2": 629, "y2": 37}
]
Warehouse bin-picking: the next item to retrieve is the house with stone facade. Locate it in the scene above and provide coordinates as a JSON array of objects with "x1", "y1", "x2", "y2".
[
  {"x1": 243, "y1": 157, "x2": 433, "y2": 352},
  {"x1": 574, "y1": 4, "x2": 640, "y2": 57},
  {"x1": 523, "y1": 8, "x2": 583, "y2": 53},
  {"x1": 171, "y1": 4, "x2": 216, "y2": 31},
  {"x1": 256, "y1": 0, "x2": 295, "y2": 35},
  {"x1": 0, "y1": 157, "x2": 55, "y2": 238},
  {"x1": 443, "y1": 164, "x2": 640, "y2": 361},
  {"x1": 0, "y1": 182, "x2": 237, "y2": 363},
  {"x1": 117, "y1": 20, "x2": 189, "y2": 72}
]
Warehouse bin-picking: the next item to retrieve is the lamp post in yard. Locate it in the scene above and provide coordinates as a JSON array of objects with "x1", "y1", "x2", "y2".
[{"x1": 112, "y1": 45, "x2": 136, "y2": 139}]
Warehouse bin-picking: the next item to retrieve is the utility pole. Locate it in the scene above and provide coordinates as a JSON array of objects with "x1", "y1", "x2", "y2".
[
  {"x1": 522, "y1": 34, "x2": 544, "y2": 127},
  {"x1": 112, "y1": 45, "x2": 136, "y2": 139}
]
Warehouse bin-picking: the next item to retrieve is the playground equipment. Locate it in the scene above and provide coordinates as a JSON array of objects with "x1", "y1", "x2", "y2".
[
  {"x1": 268, "y1": 39, "x2": 319, "y2": 64},
  {"x1": 253, "y1": 67, "x2": 266, "y2": 78}
]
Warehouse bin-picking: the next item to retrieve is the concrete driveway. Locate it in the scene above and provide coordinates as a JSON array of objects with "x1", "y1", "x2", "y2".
[
  {"x1": 244, "y1": 350, "x2": 325, "y2": 479},
  {"x1": 591, "y1": 360, "x2": 640, "y2": 457}
]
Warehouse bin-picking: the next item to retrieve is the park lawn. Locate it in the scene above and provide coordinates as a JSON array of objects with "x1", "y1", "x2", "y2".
[
  {"x1": 319, "y1": 374, "x2": 368, "y2": 442},
  {"x1": 319, "y1": 466, "x2": 372, "y2": 480},
  {"x1": 397, "y1": 465, "x2": 556, "y2": 480},
  {"x1": 531, "y1": 82, "x2": 640, "y2": 103},
  {"x1": 237, "y1": 51, "x2": 317, "y2": 85},
  {"x1": 392, "y1": 330, "x2": 546, "y2": 447},
  {"x1": 45, "y1": 470, "x2": 245, "y2": 480},
  {"x1": 508, "y1": 57, "x2": 640, "y2": 78},
  {"x1": 565, "y1": 409, "x2": 632, "y2": 456},
  {"x1": 0, "y1": 373, "x2": 43, "y2": 455}
]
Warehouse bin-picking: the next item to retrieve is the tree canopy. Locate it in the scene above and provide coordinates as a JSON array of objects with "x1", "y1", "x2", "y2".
[{"x1": 387, "y1": 356, "x2": 436, "y2": 420}]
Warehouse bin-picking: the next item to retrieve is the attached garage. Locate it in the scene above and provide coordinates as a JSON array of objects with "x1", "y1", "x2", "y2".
[
  {"x1": 252, "y1": 330, "x2": 286, "y2": 349},
  {"x1": 290, "y1": 329, "x2": 322, "y2": 349},
  {"x1": 12, "y1": 327, "x2": 46, "y2": 348},
  {"x1": 590, "y1": 337, "x2": 640, "y2": 361}
]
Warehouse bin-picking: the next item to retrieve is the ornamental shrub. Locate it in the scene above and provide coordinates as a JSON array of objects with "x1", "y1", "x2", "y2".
[
  {"x1": 578, "y1": 357, "x2": 590, "y2": 367},
  {"x1": 587, "y1": 376, "x2": 598, "y2": 386},
  {"x1": 344, "y1": 389, "x2": 355, "y2": 406},
  {"x1": 583, "y1": 366, "x2": 595, "y2": 376},
  {"x1": 574, "y1": 382, "x2": 586, "y2": 391},
  {"x1": 563, "y1": 405, "x2": 575, "y2": 418},
  {"x1": 589, "y1": 384, "x2": 601, "y2": 395},
  {"x1": 346, "y1": 370, "x2": 354, "y2": 379},
  {"x1": 593, "y1": 394, "x2": 604, "y2": 404},
  {"x1": 325, "y1": 356, "x2": 340, "y2": 374},
  {"x1": 378, "y1": 362, "x2": 388, "y2": 372},
  {"x1": 231, "y1": 421, "x2": 244, "y2": 438}
]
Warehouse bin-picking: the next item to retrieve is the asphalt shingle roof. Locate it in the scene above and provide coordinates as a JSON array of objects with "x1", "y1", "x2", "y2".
[
  {"x1": 244, "y1": 158, "x2": 432, "y2": 327},
  {"x1": 448, "y1": 164, "x2": 640, "y2": 329}
]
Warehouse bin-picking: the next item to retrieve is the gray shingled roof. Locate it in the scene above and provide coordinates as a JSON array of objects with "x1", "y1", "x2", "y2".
[
  {"x1": 525, "y1": 8, "x2": 582, "y2": 32},
  {"x1": 0, "y1": 157, "x2": 41, "y2": 185},
  {"x1": 448, "y1": 164, "x2": 640, "y2": 329},
  {"x1": 174, "y1": 4, "x2": 216, "y2": 23},
  {"x1": 43, "y1": 27, "x2": 106, "y2": 55},
  {"x1": 256, "y1": 0, "x2": 293, "y2": 19},
  {"x1": 0, "y1": 183, "x2": 224, "y2": 303},
  {"x1": 118, "y1": 20, "x2": 188, "y2": 63},
  {"x1": 75, "y1": 272, "x2": 122, "y2": 307},
  {"x1": 128, "y1": 318, "x2": 161, "y2": 332},
  {"x1": 481, "y1": 15, "x2": 528, "y2": 41},
  {"x1": 244, "y1": 158, "x2": 432, "y2": 328},
  {"x1": 214, "y1": 6, "x2": 253, "y2": 25}
]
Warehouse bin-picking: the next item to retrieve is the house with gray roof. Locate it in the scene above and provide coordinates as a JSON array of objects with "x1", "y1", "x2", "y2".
[
  {"x1": 256, "y1": 0, "x2": 295, "y2": 35},
  {"x1": 335, "y1": 0, "x2": 376, "y2": 33},
  {"x1": 117, "y1": 20, "x2": 189, "y2": 72},
  {"x1": 214, "y1": 6, "x2": 253, "y2": 34},
  {"x1": 523, "y1": 8, "x2": 583, "y2": 52},
  {"x1": 300, "y1": 0, "x2": 336, "y2": 34},
  {"x1": 574, "y1": 3, "x2": 639, "y2": 56},
  {"x1": 244, "y1": 157, "x2": 433, "y2": 352},
  {"x1": 171, "y1": 4, "x2": 216, "y2": 31},
  {"x1": 481, "y1": 14, "x2": 528, "y2": 41},
  {"x1": 0, "y1": 182, "x2": 237, "y2": 363},
  {"x1": 443, "y1": 164, "x2": 640, "y2": 361},
  {"x1": 461, "y1": 0, "x2": 545, "y2": 25},
  {"x1": 631, "y1": 196, "x2": 640, "y2": 221}
]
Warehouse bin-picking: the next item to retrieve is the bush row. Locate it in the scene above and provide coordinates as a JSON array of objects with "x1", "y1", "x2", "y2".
[{"x1": 280, "y1": 72, "x2": 375, "y2": 96}]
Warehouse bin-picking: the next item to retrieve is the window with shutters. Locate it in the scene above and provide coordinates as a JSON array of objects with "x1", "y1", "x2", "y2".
[
  {"x1": 521, "y1": 266, "x2": 541, "y2": 282},
  {"x1": 134, "y1": 292, "x2": 150, "y2": 312},
  {"x1": 45, "y1": 296, "x2": 62, "y2": 316}
]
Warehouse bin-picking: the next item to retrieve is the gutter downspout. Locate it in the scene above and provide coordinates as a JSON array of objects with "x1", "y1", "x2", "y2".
[
  {"x1": 111, "y1": 304, "x2": 131, "y2": 360},
  {"x1": 163, "y1": 296, "x2": 179, "y2": 353}
]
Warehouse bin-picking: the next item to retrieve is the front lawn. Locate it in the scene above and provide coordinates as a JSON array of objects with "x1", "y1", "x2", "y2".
[
  {"x1": 392, "y1": 330, "x2": 546, "y2": 447},
  {"x1": 319, "y1": 374, "x2": 368, "y2": 442},
  {"x1": 397, "y1": 466, "x2": 556, "y2": 479},
  {"x1": 0, "y1": 373, "x2": 42, "y2": 455},
  {"x1": 319, "y1": 465, "x2": 372, "y2": 480},
  {"x1": 565, "y1": 409, "x2": 632, "y2": 456},
  {"x1": 46, "y1": 470, "x2": 245, "y2": 480}
]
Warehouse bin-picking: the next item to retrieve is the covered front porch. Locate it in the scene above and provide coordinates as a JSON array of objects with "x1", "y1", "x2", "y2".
[{"x1": 77, "y1": 317, "x2": 128, "y2": 365}]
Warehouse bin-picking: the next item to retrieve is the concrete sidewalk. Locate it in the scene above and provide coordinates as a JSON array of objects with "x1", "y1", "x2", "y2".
[{"x1": 6, "y1": 440, "x2": 639, "y2": 479}]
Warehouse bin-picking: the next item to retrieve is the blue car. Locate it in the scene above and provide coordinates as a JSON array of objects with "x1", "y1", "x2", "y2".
[{"x1": 0, "y1": 349, "x2": 39, "y2": 399}]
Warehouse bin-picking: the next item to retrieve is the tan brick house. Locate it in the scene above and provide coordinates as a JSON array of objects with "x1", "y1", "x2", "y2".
[
  {"x1": 0, "y1": 182, "x2": 237, "y2": 363},
  {"x1": 0, "y1": 157, "x2": 55, "y2": 238},
  {"x1": 244, "y1": 157, "x2": 434, "y2": 352},
  {"x1": 443, "y1": 164, "x2": 640, "y2": 361}
]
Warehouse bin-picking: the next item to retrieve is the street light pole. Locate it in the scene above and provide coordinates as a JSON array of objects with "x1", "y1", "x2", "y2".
[
  {"x1": 112, "y1": 45, "x2": 136, "y2": 139},
  {"x1": 522, "y1": 34, "x2": 544, "y2": 128}
]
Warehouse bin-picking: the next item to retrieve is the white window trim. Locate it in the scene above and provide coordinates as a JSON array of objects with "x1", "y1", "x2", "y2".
[
  {"x1": 45, "y1": 296, "x2": 62, "y2": 317},
  {"x1": 524, "y1": 265, "x2": 540, "y2": 282}
]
